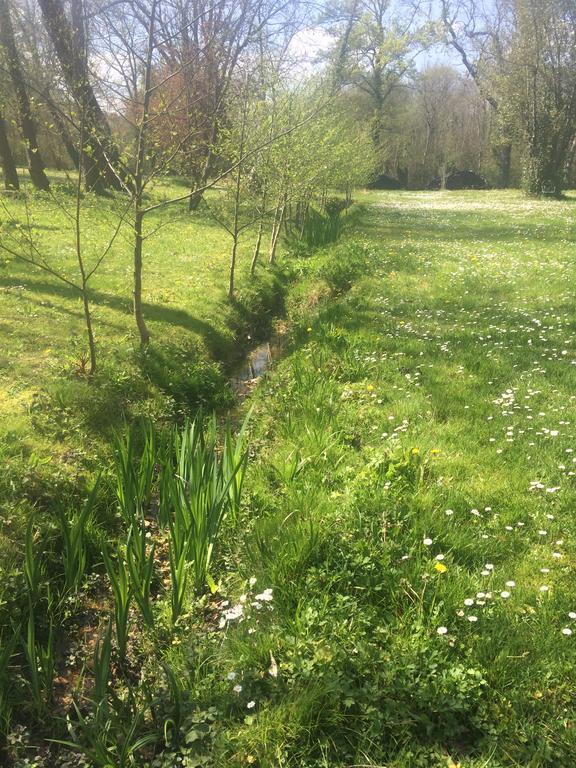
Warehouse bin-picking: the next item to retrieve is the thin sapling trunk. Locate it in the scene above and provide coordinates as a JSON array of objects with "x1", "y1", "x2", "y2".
[{"x1": 131, "y1": 0, "x2": 157, "y2": 346}]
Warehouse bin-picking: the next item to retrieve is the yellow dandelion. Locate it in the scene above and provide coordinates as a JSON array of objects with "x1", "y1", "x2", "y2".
[{"x1": 434, "y1": 562, "x2": 448, "y2": 573}]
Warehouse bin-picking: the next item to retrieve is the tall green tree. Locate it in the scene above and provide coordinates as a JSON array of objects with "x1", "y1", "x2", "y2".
[
  {"x1": 506, "y1": 0, "x2": 576, "y2": 196},
  {"x1": 0, "y1": 0, "x2": 50, "y2": 190},
  {"x1": 440, "y1": 0, "x2": 514, "y2": 187},
  {"x1": 37, "y1": 0, "x2": 126, "y2": 191},
  {"x1": 324, "y1": 0, "x2": 430, "y2": 171}
]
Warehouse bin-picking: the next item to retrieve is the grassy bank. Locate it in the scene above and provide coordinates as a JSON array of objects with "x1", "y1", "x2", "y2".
[
  {"x1": 2, "y1": 188, "x2": 576, "y2": 767},
  {"x1": 0, "y1": 173, "x2": 290, "y2": 562},
  {"x1": 205, "y1": 190, "x2": 576, "y2": 766}
]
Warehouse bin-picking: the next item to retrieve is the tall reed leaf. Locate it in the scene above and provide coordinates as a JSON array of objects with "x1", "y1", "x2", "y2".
[
  {"x1": 162, "y1": 415, "x2": 248, "y2": 598},
  {"x1": 23, "y1": 607, "x2": 54, "y2": 717},
  {"x1": 58, "y1": 476, "x2": 100, "y2": 595},
  {"x1": 24, "y1": 515, "x2": 41, "y2": 605},
  {"x1": 126, "y1": 528, "x2": 155, "y2": 627},
  {"x1": 114, "y1": 418, "x2": 156, "y2": 528},
  {"x1": 168, "y1": 509, "x2": 189, "y2": 624},
  {"x1": 113, "y1": 420, "x2": 158, "y2": 626},
  {"x1": 102, "y1": 545, "x2": 131, "y2": 662},
  {"x1": 0, "y1": 629, "x2": 17, "y2": 738},
  {"x1": 92, "y1": 620, "x2": 113, "y2": 706},
  {"x1": 222, "y1": 408, "x2": 251, "y2": 522}
]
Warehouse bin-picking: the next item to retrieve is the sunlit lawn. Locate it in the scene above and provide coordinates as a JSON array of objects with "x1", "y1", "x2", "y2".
[
  {"x1": 211, "y1": 188, "x2": 576, "y2": 766},
  {"x1": 0, "y1": 171, "x2": 258, "y2": 414},
  {"x1": 0, "y1": 170, "x2": 264, "y2": 565},
  {"x1": 0, "y1": 171, "x2": 263, "y2": 445}
]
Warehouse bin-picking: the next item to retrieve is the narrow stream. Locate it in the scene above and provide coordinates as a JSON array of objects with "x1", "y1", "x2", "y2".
[{"x1": 230, "y1": 341, "x2": 275, "y2": 398}]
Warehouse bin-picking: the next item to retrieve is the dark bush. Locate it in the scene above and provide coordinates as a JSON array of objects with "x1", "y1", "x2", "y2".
[
  {"x1": 427, "y1": 170, "x2": 490, "y2": 190},
  {"x1": 367, "y1": 174, "x2": 404, "y2": 190},
  {"x1": 324, "y1": 197, "x2": 348, "y2": 217},
  {"x1": 137, "y1": 342, "x2": 232, "y2": 412}
]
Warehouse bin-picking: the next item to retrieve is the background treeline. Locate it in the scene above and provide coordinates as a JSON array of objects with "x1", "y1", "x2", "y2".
[
  {"x1": 321, "y1": 0, "x2": 576, "y2": 194},
  {"x1": 1, "y1": 0, "x2": 576, "y2": 204}
]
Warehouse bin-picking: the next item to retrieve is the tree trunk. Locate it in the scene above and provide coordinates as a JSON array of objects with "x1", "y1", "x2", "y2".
[
  {"x1": 251, "y1": 219, "x2": 264, "y2": 276},
  {"x1": 228, "y1": 89, "x2": 248, "y2": 300},
  {"x1": 299, "y1": 202, "x2": 308, "y2": 239},
  {"x1": 229, "y1": 235, "x2": 238, "y2": 298},
  {"x1": 46, "y1": 96, "x2": 80, "y2": 169},
  {"x1": 0, "y1": 0, "x2": 50, "y2": 191},
  {"x1": 439, "y1": 163, "x2": 447, "y2": 190},
  {"x1": 268, "y1": 195, "x2": 285, "y2": 265},
  {"x1": 562, "y1": 133, "x2": 575, "y2": 178},
  {"x1": 250, "y1": 188, "x2": 267, "y2": 276},
  {"x1": 0, "y1": 111, "x2": 19, "y2": 190},
  {"x1": 81, "y1": 289, "x2": 97, "y2": 374},
  {"x1": 133, "y1": 208, "x2": 150, "y2": 346},
  {"x1": 495, "y1": 143, "x2": 512, "y2": 188},
  {"x1": 37, "y1": 0, "x2": 126, "y2": 192},
  {"x1": 130, "y1": 0, "x2": 156, "y2": 347},
  {"x1": 522, "y1": 151, "x2": 543, "y2": 196},
  {"x1": 188, "y1": 185, "x2": 203, "y2": 211},
  {"x1": 268, "y1": 199, "x2": 282, "y2": 264},
  {"x1": 188, "y1": 144, "x2": 214, "y2": 211}
]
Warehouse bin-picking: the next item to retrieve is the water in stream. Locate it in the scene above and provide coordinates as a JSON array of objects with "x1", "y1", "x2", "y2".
[{"x1": 230, "y1": 341, "x2": 274, "y2": 397}]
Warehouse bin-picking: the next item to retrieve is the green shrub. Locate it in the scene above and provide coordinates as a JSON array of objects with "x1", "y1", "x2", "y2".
[
  {"x1": 317, "y1": 241, "x2": 373, "y2": 294},
  {"x1": 137, "y1": 342, "x2": 233, "y2": 414}
]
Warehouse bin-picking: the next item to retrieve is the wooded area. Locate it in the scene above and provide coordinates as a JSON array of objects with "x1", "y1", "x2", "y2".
[{"x1": 1, "y1": 0, "x2": 576, "y2": 198}]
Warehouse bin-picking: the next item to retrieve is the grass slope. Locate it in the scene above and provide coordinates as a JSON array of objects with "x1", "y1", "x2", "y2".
[
  {"x1": 0, "y1": 173, "x2": 283, "y2": 564},
  {"x1": 207, "y1": 190, "x2": 576, "y2": 767}
]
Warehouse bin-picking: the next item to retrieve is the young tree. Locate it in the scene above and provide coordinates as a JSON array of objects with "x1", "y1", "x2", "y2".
[
  {"x1": 0, "y1": 143, "x2": 129, "y2": 374},
  {"x1": 92, "y1": 0, "x2": 329, "y2": 344}
]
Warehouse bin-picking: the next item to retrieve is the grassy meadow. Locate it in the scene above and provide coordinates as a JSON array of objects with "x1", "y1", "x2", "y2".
[{"x1": 1, "y1": 184, "x2": 576, "y2": 766}]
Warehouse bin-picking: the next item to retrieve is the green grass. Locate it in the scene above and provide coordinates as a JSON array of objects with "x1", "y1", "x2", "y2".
[
  {"x1": 2, "y1": 186, "x2": 576, "y2": 767},
  {"x1": 0, "y1": 170, "x2": 285, "y2": 417},
  {"x1": 0, "y1": 171, "x2": 286, "y2": 563},
  {"x1": 200, "y1": 189, "x2": 576, "y2": 767}
]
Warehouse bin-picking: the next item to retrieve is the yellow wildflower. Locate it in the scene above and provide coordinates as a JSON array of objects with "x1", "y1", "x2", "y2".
[{"x1": 434, "y1": 562, "x2": 448, "y2": 573}]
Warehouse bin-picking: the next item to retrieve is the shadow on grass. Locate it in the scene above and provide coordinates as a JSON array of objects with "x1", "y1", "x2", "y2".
[{"x1": 0, "y1": 273, "x2": 233, "y2": 360}]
